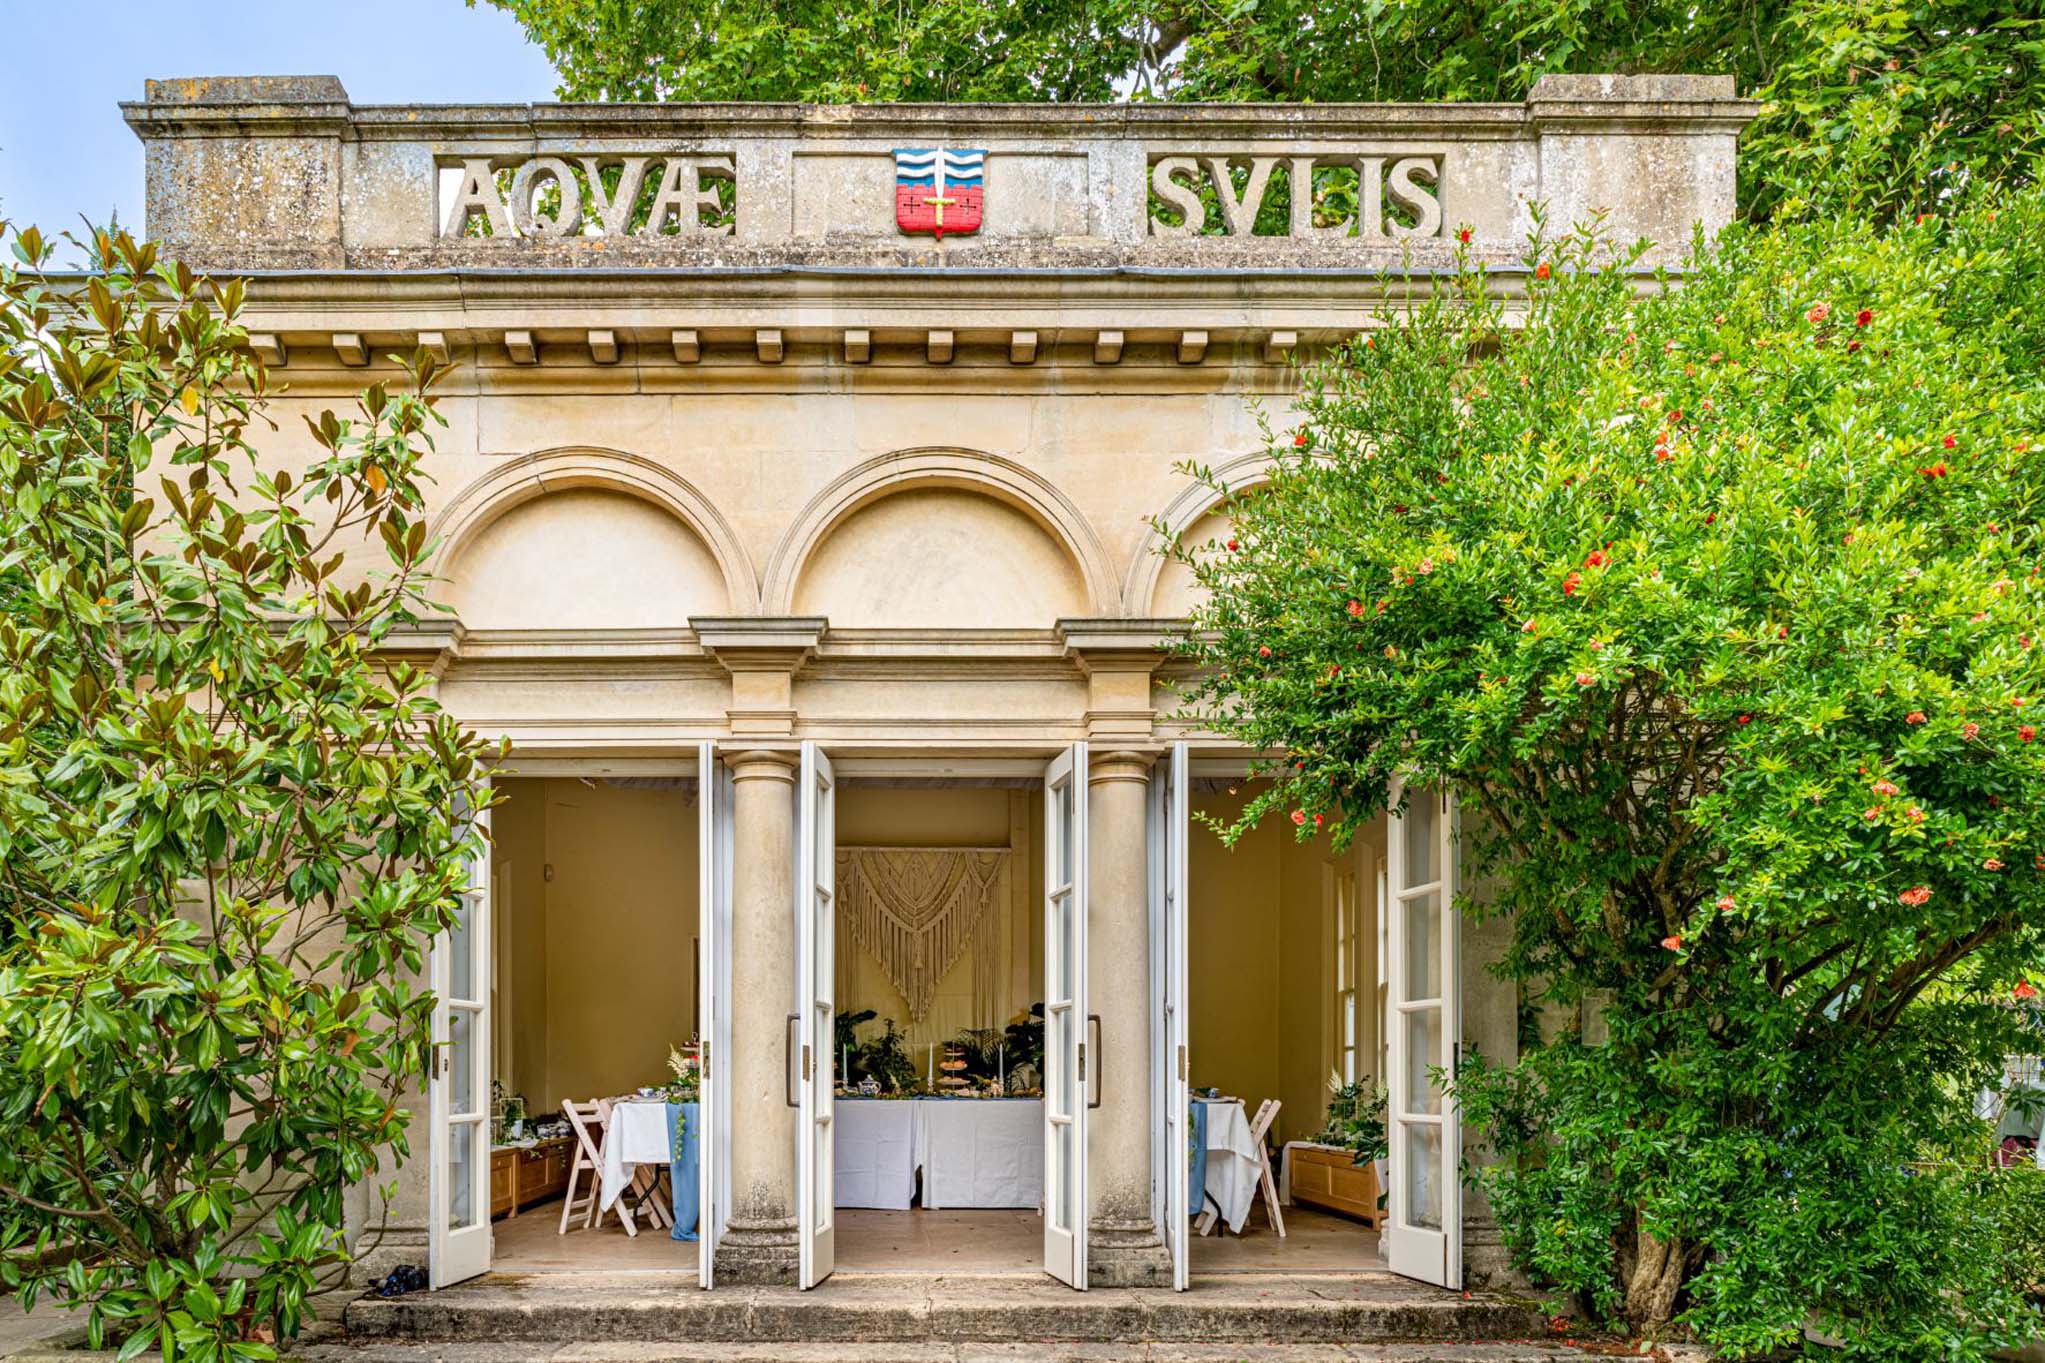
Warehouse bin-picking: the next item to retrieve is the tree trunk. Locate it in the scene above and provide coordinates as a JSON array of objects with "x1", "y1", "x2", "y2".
[{"x1": 1622, "y1": 1228, "x2": 1686, "y2": 1336}]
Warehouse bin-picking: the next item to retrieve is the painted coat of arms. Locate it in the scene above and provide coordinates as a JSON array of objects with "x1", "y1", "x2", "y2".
[{"x1": 893, "y1": 148, "x2": 985, "y2": 240}]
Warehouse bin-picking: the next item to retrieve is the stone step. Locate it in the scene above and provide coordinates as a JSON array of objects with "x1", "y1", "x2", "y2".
[
  {"x1": 298, "y1": 1344, "x2": 1618, "y2": 1363},
  {"x1": 340, "y1": 1273, "x2": 1554, "y2": 1347}
]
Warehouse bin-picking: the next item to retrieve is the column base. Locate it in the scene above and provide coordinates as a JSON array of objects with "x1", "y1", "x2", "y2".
[
  {"x1": 717, "y1": 1222, "x2": 800, "y2": 1285},
  {"x1": 1087, "y1": 1223, "x2": 1172, "y2": 1288}
]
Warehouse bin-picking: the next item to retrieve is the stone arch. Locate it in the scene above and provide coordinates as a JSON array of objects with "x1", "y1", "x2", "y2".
[
  {"x1": 432, "y1": 448, "x2": 759, "y2": 627},
  {"x1": 763, "y1": 448, "x2": 1116, "y2": 624},
  {"x1": 1125, "y1": 452, "x2": 1275, "y2": 618}
]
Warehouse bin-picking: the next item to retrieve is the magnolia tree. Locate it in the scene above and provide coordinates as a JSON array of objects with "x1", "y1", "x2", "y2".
[
  {"x1": 0, "y1": 225, "x2": 494, "y2": 1360},
  {"x1": 1169, "y1": 197, "x2": 2045, "y2": 1356}
]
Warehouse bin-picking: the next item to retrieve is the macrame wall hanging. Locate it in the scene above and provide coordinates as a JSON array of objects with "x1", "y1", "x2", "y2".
[{"x1": 835, "y1": 847, "x2": 1010, "y2": 1022}]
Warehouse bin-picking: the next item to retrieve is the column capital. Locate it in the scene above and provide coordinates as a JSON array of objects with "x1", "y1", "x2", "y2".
[
  {"x1": 727, "y1": 747, "x2": 799, "y2": 784},
  {"x1": 1058, "y1": 619, "x2": 1173, "y2": 745},
  {"x1": 1087, "y1": 749, "x2": 1157, "y2": 785}
]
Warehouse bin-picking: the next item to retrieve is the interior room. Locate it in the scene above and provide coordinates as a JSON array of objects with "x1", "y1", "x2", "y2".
[
  {"x1": 487, "y1": 775, "x2": 705, "y2": 1273},
  {"x1": 1184, "y1": 782, "x2": 1389, "y2": 1273},
  {"x1": 830, "y1": 780, "x2": 1048, "y2": 1274}
]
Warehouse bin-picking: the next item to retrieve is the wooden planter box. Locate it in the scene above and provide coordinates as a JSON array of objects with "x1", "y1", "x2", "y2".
[{"x1": 1286, "y1": 1143, "x2": 1383, "y2": 1227}]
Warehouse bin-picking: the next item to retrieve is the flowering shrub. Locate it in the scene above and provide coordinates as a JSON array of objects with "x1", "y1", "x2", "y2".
[
  {"x1": 1169, "y1": 192, "x2": 2045, "y2": 1356},
  {"x1": 0, "y1": 227, "x2": 495, "y2": 1358}
]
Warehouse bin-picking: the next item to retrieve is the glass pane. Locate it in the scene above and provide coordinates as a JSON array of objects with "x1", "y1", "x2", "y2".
[
  {"x1": 1343, "y1": 993, "x2": 1358, "y2": 1055},
  {"x1": 1402, "y1": 891, "x2": 1441, "y2": 999},
  {"x1": 448, "y1": 1120, "x2": 477, "y2": 1229},
  {"x1": 1403, "y1": 1008, "x2": 1443, "y2": 1115},
  {"x1": 1403, "y1": 795, "x2": 1437, "y2": 886},
  {"x1": 449, "y1": 1009, "x2": 476, "y2": 1116},
  {"x1": 1403, "y1": 1122, "x2": 1443, "y2": 1230},
  {"x1": 1049, "y1": 1011, "x2": 1071, "y2": 1115},
  {"x1": 1057, "y1": 780, "x2": 1073, "y2": 885},
  {"x1": 1052, "y1": 893, "x2": 1072, "y2": 997},
  {"x1": 448, "y1": 902, "x2": 474, "y2": 1002},
  {"x1": 1054, "y1": 1122, "x2": 1074, "y2": 1231}
]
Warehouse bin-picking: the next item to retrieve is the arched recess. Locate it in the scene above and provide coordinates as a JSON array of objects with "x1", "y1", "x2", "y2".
[
  {"x1": 762, "y1": 448, "x2": 1116, "y2": 624},
  {"x1": 432, "y1": 448, "x2": 759, "y2": 627},
  {"x1": 1126, "y1": 452, "x2": 1275, "y2": 618}
]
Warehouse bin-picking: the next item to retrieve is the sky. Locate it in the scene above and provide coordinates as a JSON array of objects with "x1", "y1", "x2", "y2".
[{"x1": 0, "y1": 0, "x2": 560, "y2": 244}]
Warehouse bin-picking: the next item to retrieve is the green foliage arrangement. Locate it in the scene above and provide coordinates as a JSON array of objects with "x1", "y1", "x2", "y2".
[
  {"x1": 1314, "y1": 1081, "x2": 1388, "y2": 1166},
  {"x1": 0, "y1": 223, "x2": 495, "y2": 1359},
  {"x1": 1166, "y1": 192, "x2": 2045, "y2": 1355},
  {"x1": 476, "y1": 0, "x2": 2045, "y2": 223}
]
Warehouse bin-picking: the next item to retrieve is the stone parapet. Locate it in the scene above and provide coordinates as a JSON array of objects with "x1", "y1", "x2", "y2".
[{"x1": 125, "y1": 75, "x2": 1753, "y2": 276}]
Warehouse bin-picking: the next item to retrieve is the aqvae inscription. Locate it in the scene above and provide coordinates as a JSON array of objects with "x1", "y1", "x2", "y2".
[
  {"x1": 1148, "y1": 155, "x2": 1443, "y2": 239},
  {"x1": 438, "y1": 149, "x2": 1442, "y2": 242}
]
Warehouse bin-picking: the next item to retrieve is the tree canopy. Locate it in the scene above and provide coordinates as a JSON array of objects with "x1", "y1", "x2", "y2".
[{"x1": 475, "y1": 0, "x2": 2045, "y2": 220}]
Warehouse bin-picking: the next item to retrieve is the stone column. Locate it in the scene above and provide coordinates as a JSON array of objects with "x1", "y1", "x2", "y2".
[
  {"x1": 718, "y1": 748, "x2": 800, "y2": 1284},
  {"x1": 1085, "y1": 749, "x2": 1171, "y2": 1287}
]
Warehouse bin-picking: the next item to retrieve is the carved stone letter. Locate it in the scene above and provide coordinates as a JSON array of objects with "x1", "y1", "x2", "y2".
[
  {"x1": 1387, "y1": 156, "x2": 1443, "y2": 239},
  {"x1": 1355, "y1": 157, "x2": 1386, "y2": 241},
  {"x1": 443, "y1": 157, "x2": 511, "y2": 238},
  {"x1": 508, "y1": 156, "x2": 584, "y2": 238},
  {"x1": 577, "y1": 156, "x2": 652, "y2": 237},
  {"x1": 1148, "y1": 156, "x2": 1206, "y2": 237},
  {"x1": 1204, "y1": 155, "x2": 1282, "y2": 236},
  {"x1": 1288, "y1": 157, "x2": 1353, "y2": 237},
  {"x1": 641, "y1": 156, "x2": 736, "y2": 236}
]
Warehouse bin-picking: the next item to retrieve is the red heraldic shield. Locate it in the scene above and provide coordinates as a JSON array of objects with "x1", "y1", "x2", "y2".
[{"x1": 894, "y1": 148, "x2": 984, "y2": 240}]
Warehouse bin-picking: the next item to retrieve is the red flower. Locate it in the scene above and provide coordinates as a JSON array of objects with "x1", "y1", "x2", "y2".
[
  {"x1": 1456, "y1": 227, "x2": 1472, "y2": 244},
  {"x1": 1737, "y1": 714, "x2": 1752, "y2": 725},
  {"x1": 1963, "y1": 722, "x2": 1980, "y2": 740},
  {"x1": 2022, "y1": 724, "x2": 2037, "y2": 742},
  {"x1": 1521, "y1": 618, "x2": 1537, "y2": 633},
  {"x1": 1586, "y1": 549, "x2": 1608, "y2": 569},
  {"x1": 1346, "y1": 600, "x2": 1364, "y2": 618},
  {"x1": 1291, "y1": 810, "x2": 1306, "y2": 826},
  {"x1": 1575, "y1": 671, "x2": 1595, "y2": 687},
  {"x1": 2017, "y1": 980, "x2": 2039, "y2": 1000},
  {"x1": 1226, "y1": 538, "x2": 1239, "y2": 552},
  {"x1": 1855, "y1": 308, "x2": 1873, "y2": 328},
  {"x1": 1312, "y1": 813, "x2": 1325, "y2": 829},
  {"x1": 1872, "y1": 779, "x2": 1900, "y2": 796},
  {"x1": 1806, "y1": 302, "x2": 1830, "y2": 325},
  {"x1": 1294, "y1": 432, "x2": 1310, "y2": 448},
  {"x1": 1942, "y1": 434, "x2": 1957, "y2": 450},
  {"x1": 1906, "y1": 711, "x2": 1927, "y2": 725},
  {"x1": 1534, "y1": 261, "x2": 1551, "y2": 280},
  {"x1": 1984, "y1": 857, "x2": 2005, "y2": 871},
  {"x1": 1661, "y1": 934, "x2": 1683, "y2": 951},
  {"x1": 1716, "y1": 894, "x2": 1736, "y2": 911},
  {"x1": 1258, "y1": 645, "x2": 1272, "y2": 659},
  {"x1": 1898, "y1": 886, "x2": 1932, "y2": 907},
  {"x1": 1562, "y1": 572, "x2": 1582, "y2": 596}
]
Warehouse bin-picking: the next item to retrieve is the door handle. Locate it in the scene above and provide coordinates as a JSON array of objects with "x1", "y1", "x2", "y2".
[
  {"x1": 1087, "y1": 1013, "x2": 1103, "y2": 1110},
  {"x1": 785, "y1": 1014, "x2": 800, "y2": 1108}
]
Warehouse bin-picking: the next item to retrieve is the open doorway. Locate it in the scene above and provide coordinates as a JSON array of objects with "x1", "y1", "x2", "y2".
[
  {"x1": 827, "y1": 775, "x2": 1050, "y2": 1275},
  {"x1": 484, "y1": 774, "x2": 705, "y2": 1276},
  {"x1": 1181, "y1": 775, "x2": 1391, "y2": 1275}
]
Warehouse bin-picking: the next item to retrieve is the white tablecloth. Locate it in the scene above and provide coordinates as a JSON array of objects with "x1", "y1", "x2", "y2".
[
  {"x1": 599, "y1": 1099, "x2": 672, "y2": 1211},
  {"x1": 831, "y1": 1098, "x2": 1044, "y2": 1211},
  {"x1": 834, "y1": 1099, "x2": 919, "y2": 1209},
  {"x1": 1199, "y1": 1098, "x2": 1260, "y2": 1233},
  {"x1": 918, "y1": 1098, "x2": 1043, "y2": 1210}
]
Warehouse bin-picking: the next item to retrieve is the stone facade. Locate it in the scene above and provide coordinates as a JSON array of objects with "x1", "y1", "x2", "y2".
[{"x1": 126, "y1": 74, "x2": 1753, "y2": 1291}]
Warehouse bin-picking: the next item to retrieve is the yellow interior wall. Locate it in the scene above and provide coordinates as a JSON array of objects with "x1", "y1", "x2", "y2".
[
  {"x1": 834, "y1": 786, "x2": 1043, "y2": 1058},
  {"x1": 492, "y1": 780, "x2": 550, "y2": 1114},
  {"x1": 490, "y1": 777, "x2": 699, "y2": 1116},
  {"x1": 1189, "y1": 786, "x2": 1381, "y2": 1146}
]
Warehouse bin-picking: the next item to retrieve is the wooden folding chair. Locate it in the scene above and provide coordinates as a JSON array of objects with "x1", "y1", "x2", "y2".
[
  {"x1": 558, "y1": 1099, "x2": 611, "y2": 1235},
  {"x1": 1247, "y1": 1097, "x2": 1286, "y2": 1239}
]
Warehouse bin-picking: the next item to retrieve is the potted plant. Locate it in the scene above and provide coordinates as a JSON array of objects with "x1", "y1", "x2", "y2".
[{"x1": 1288, "y1": 1082, "x2": 1388, "y2": 1225}]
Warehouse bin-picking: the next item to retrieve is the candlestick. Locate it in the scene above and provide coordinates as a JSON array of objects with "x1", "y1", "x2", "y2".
[{"x1": 927, "y1": 1043, "x2": 935, "y2": 1088}]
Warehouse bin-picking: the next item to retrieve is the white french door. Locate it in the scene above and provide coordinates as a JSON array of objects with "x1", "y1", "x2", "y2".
[
  {"x1": 1149, "y1": 742, "x2": 1191, "y2": 1290},
  {"x1": 795, "y1": 742, "x2": 838, "y2": 1289},
  {"x1": 1384, "y1": 781, "x2": 1462, "y2": 1288},
  {"x1": 429, "y1": 779, "x2": 493, "y2": 1289},
  {"x1": 697, "y1": 742, "x2": 734, "y2": 1288},
  {"x1": 1043, "y1": 743, "x2": 1090, "y2": 1289}
]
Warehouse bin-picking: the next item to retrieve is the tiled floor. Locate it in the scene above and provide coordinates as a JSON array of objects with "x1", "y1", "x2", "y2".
[{"x1": 494, "y1": 1198, "x2": 1379, "y2": 1276}]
